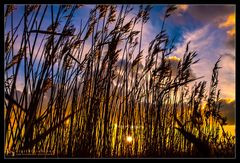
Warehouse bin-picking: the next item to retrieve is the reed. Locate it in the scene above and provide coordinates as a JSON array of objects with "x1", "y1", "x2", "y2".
[{"x1": 4, "y1": 4, "x2": 235, "y2": 158}]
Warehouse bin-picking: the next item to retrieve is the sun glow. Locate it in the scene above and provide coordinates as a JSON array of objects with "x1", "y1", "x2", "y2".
[
  {"x1": 223, "y1": 125, "x2": 235, "y2": 136},
  {"x1": 126, "y1": 136, "x2": 133, "y2": 143},
  {"x1": 220, "y1": 97, "x2": 234, "y2": 104}
]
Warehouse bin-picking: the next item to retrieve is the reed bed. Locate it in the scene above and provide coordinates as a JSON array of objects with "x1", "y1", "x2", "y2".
[{"x1": 4, "y1": 4, "x2": 235, "y2": 158}]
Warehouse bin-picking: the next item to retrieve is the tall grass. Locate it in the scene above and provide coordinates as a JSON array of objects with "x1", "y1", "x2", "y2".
[{"x1": 4, "y1": 4, "x2": 235, "y2": 158}]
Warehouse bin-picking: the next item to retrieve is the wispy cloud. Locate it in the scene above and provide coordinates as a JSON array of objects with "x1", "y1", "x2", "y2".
[
  {"x1": 173, "y1": 23, "x2": 235, "y2": 100},
  {"x1": 173, "y1": 25, "x2": 212, "y2": 58}
]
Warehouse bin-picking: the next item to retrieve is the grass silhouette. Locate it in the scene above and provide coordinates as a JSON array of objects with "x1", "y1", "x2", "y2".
[{"x1": 4, "y1": 4, "x2": 235, "y2": 158}]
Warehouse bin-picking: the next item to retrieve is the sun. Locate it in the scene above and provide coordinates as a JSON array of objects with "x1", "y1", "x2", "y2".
[{"x1": 126, "y1": 136, "x2": 133, "y2": 143}]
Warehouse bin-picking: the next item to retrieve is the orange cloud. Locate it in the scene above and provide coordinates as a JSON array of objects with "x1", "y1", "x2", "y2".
[
  {"x1": 219, "y1": 13, "x2": 235, "y2": 28},
  {"x1": 218, "y1": 13, "x2": 235, "y2": 37},
  {"x1": 168, "y1": 55, "x2": 181, "y2": 61},
  {"x1": 178, "y1": 4, "x2": 189, "y2": 12},
  {"x1": 227, "y1": 26, "x2": 235, "y2": 36},
  {"x1": 220, "y1": 97, "x2": 235, "y2": 104}
]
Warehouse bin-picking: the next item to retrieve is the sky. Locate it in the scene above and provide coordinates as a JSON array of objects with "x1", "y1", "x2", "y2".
[
  {"x1": 142, "y1": 4, "x2": 236, "y2": 135},
  {"x1": 155, "y1": 4, "x2": 236, "y2": 135},
  {"x1": 4, "y1": 4, "x2": 236, "y2": 135}
]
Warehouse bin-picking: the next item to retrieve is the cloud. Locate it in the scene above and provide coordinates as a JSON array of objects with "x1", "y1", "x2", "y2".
[
  {"x1": 218, "y1": 13, "x2": 235, "y2": 28},
  {"x1": 173, "y1": 25, "x2": 215, "y2": 59},
  {"x1": 222, "y1": 52, "x2": 235, "y2": 61},
  {"x1": 178, "y1": 4, "x2": 189, "y2": 12},
  {"x1": 187, "y1": 5, "x2": 234, "y2": 25},
  {"x1": 113, "y1": 58, "x2": 145, "y2": 88},
  {"x1": 168, "y1": 5, "x2": 235, "y2": 35},
  {"x1": 168, "y1": 55, "x2": 181, "y2": 62},
  {"x1": 218, "y1": 55, "x2": 235, "y2": 99},
  {"x1": 219, "y1": 98, "x2": 235, "y2": 125},
  {"x1": 166, "y1": 55, "x2": 196, "y2": 79},
  {"x1": 173, "y1": 24, "x2": 235, "y2": 100},
  {"x1": 167, "y1": 56, "x2": 180, "y2": 77},
  {"x1": 170, "y1": 4, "x2": 189, "y2": 17},
  {"x1": 113, "y1": 55, "x2": 196, "y2": 90},
  {"x1": 227, "y1": 27, "x2": 235, "y2": 37},
  {"x1": 225, "y1": 36, "x2": 236, "y2": 49},
  {"x1": 218, "y1": 13, "x2": 235, "y2": 37}
]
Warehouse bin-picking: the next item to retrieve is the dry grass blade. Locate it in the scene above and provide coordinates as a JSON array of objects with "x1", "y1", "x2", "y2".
[
  {"x1": 29, "y1": 30, "x2": 75, "y2": 36},
  {"x1": 5, "y1": 32, "x2": 11, "y2": 53},
  {"x1": 5, "y1": 93, "x2": 26, "y2": 113},
  {"x1": 5, "y1": 49, "x2": 23, "y2": 70},
  {"x1": 132, "y1": 50, "x2": 143, "y2": 68},
  {"x1": 98, "y1": 5, "x2": 108, "y2": 19},
  {"x1": 42, "y1": 78, "x2": 52, "y2": 93},
  {"x1": 165, "y1": 5, "x2": 177, "y2": 17},
  {"x1": 175, "y1": 126, "x2": 211, "y2": 157},
  {"x1": 5, "y1": 5, "x2": 16, "y2": 17},
  {"x1": 122, "y1": 21, "x2": 132, "y2": 33},
  {"x1": 20, "y1": 112, "x2": 75, "y2": 150}
]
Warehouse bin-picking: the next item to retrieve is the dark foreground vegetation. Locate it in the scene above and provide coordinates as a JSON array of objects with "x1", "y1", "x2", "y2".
[{"x1": 4, "y1": 4, "x2": 235, "y2": 158}]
